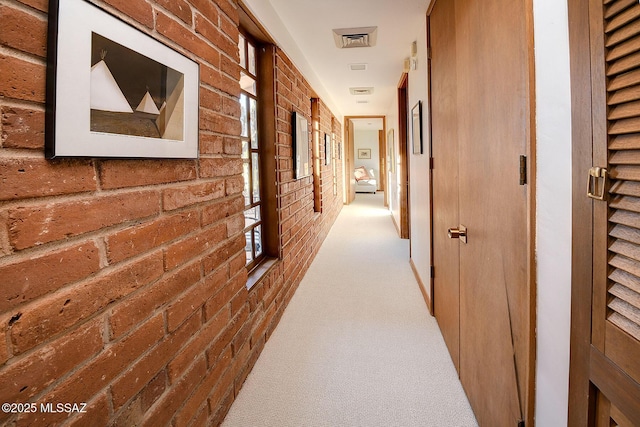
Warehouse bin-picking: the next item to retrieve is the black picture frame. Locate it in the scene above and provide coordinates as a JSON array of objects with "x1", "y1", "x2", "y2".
[
  {"x1": 292, "y1": 111, "x2": 310, "y2": 179},
  {"x1": 324, "y1": 133, "x2": 331, "y2": 165},
  {"x1": 45, "y1": 0, "x2": 199, "y2": 159},
  {"x1": 412, "y1": 100, "x2": 423, "y2": 155}
]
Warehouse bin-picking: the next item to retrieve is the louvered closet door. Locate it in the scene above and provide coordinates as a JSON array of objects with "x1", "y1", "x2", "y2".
[{"x1": 590, "y1": 0, "x2": 640, "y2": 424}]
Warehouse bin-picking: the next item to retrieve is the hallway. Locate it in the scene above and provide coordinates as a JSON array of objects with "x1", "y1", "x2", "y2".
[{"x1": 222, "y1": 194, "x2": 477, "y2": 426}]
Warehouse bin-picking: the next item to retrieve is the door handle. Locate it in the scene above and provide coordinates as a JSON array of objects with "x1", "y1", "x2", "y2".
[
  {"x1": 448, "y1": 225, "x2": 467, "y2": 244},
  {"x1": 587, "y1": 166, "x2": 608, "y2": 200}
]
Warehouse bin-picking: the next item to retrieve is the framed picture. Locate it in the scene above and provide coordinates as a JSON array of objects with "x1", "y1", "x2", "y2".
[
  {"x1": 46, "y1": 0, "x2": 199, "y2": 158},
  {"x1": 387, "y1": 129, "x2": 395, "y2": 173},
  {"x1": 358, "y1": 148, "x2": 371, "y2": 159},
  {"x1": 292, "y1": 111, "x2": 310, "y2": 179},
  {"x1": 412, "y1": 100, "x2": 423, "y2": 155},
  {"x1": 324, "y1": 133, "x2": 331, "y2": 165},
  {"x1": 337, "y1": 141, "x2": 342, "y2": 160}
]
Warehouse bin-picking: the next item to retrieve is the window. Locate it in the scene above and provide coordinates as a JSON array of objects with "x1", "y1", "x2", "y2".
[{"x1": 239, "y1": 33, "x2": 263, "y2": 270}]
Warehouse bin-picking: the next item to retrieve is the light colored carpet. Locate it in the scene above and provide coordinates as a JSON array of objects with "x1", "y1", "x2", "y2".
[{"x1": 221, "y1": 193, "x2": 478, "y2": 427}]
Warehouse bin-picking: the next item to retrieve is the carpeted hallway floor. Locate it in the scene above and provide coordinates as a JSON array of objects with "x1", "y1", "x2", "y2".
[{"x1": 221, "y1": 193, "x2": 478, "y2": 427}]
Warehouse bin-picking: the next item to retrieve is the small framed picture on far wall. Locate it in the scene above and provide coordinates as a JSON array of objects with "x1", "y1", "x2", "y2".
[{"x1": 358, "y1": 148, "x2": 371, "y2": 159}]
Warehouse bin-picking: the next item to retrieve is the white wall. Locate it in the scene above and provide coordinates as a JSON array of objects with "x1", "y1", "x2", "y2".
[
  {"x1": 354, "y1": 129, "x2": 380, "y2": 180},
  {"x1": 407, "y1": 23, "x2": 432, "y2": 301},
  {"x1": 533, "y1": 0, "x2": 573, "y2": 425}
]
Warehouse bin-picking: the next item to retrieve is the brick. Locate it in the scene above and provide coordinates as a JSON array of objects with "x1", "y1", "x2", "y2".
[
  {"x1": 0, "y1": 6, "x2": 47, "y2": 57},
  {"x1": 205, "y1": 304, "x2": 248, "y2": 366},
  {"x1": 226, "y1": 213, "x2": 244, "y2": 237},
  {"x1": 220, "y1": 54, "x2": 240, "y2": 80},
  {"x1": 167, "y1": 303, "x2": 230, "y2": 383},
  {"x1": 166, "y1": 266, "x2": 226, "y2": 332},
  {"x1": 188, "y1": 0, "x2": 219, "y2": 26},
  {"x1": 0, "y1": 54, "x2": 45, "y2": 103},
  {"x1": 201, "y1": 195, "x2": 243, "y2": 226},
  {"x1": 37, "y1": 314, "x2": 164, "y2": 416},
  {"x1": 0, "y1": 106, "x2": 45, "y2": 150},
  {"x1": 195, "y1": 14, "x2": 237, "y2": 59},
  {"x1": 229, "y1": 284, "x2": 248, "y2": 318},
  {"x1": 200, "y1": 64, "x2": 240, "y2": 97},
  {"x1": 162, "y1": 180, "x2": 225, "y2": 211},
  {"x1": 0, "y1": 319, "x2": 102, "y2": 405},
  {"x1": 109, "y1": 395, "x2": 144, "y2": 427},
  {"x1": 65, "y1": 393, "x2": 110, "y2": 427},
  {"x1": 230, "y1": 320, "x2": 250, "y2": 357},
  {"x1": 106, "y1": 210, "x2": 199, "y2": 264},
  {"x1": 225, "y1": 175, "x2": 243, "y2": 197},
  {"x1": 222, "y1": 95, "x2": 240, "y2": 117},
  {"x1": 199, "y1": 157, "x2": 242, "y2": 178},
  {"x1": 110, "y1": 261, "x2": 201, "y2": 338},
  {"x1": 202, "y1": 277, "x2": 237, "y2": 321},
  {"x1": 200, "y1": 134, "x2": 224, "y2": 154},
  {"x1": 209, "y1": 387, "x2": 234, "y2": 427},
  {"x1": 200, "y1": 109, "x2": 241, "y2": 135},
  {"x1": 156, "y1": 12, "x2": 220, "y2": 64},
  {"x1": 0, "y1": 241, "x2": 101, "y2": 312},
  {"x1": 0, "y1": 319, "x2": 8, "y2": 365},
  {"x1": 212, "y1": 0, "x2": 238, "y2": 24},
  {"x1": 174, "y1": 347, "x2": 232, "y2": 427},
  {"x1": 189, "y1": 405, "x2": 209, "y2": 427},
  {"x1": 141, "y1": 356, "x2": 207, "y2": 427},
  {"x1": 164, "y1": 222, "x2": 226, "y2": 270},
  {"x1": 141, "y1": 370, "x2": 167, "y2": 412},
  {"x1": 8, "y1": 190, "x2": 160, "y2": 250},
  {"x1": 199, "y1": 86, "x2": 223, "y2": 112},
  {"x1": 201, "y1": 234, "x2": 243, "y2": 276},
  {"x1": 154, "y1": 0, "x2": 192, "y2": 25},
  {"x1": 104, "y1": 0, "x2": 153, "y2": 28},
  {"x1": 98, "y1": 159, "x2": 196, "y2": 190},
  {"x1": 10, "y1": 252, "x2": 163, "y2": 353},
  {"x1": 0, "y1": 158, "x2": 96, "y2": 201},
  {"x1": 223, "y1": 136, "x2": 241, "y2": 155},
  {"x1": 111, "y1": 312, "x2": 200, "y2": 410}
]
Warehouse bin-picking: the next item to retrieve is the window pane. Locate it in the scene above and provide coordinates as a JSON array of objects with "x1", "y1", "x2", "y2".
[
  {"x1": 240, "y1": 93, "x2": 248, "y2": 138},
  {"x1": 245, "y1": 229, "x2": 253, "y2": 263},
  {"x1": 248, "y1": 43, "x2": 256, "y2": 75},
  {"x1": 254, "y1": 225, "x2": 262, "y2": 258},
  {"x1": 242, "y1": 139, "x2": 249, "y2": 160},
  {"x1": 252, "y1": 153, "x2": 260, "y2": 203},
  {"x1": 243, "y1": 162, "x2": 250, "y2": 206},
  {"x1": 240, "y1": 72, "x2": 256, "y2": 96},
  {"x1": 250, "y1": 98, "x2": 258, "y2": 149},
  {"x1": 244, "y1": 206, "x2": 261, "y2": 228},
  {"x1": 239, "y1": 34, "x2": 246, "y2": 69}
]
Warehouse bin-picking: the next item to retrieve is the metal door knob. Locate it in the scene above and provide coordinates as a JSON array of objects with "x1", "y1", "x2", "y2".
[{"x1": 447, "y1": 225, "x2": 467, "y2": 243}]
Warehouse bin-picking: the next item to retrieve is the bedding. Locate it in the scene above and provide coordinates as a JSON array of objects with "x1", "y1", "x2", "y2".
[{"x1": 355, "y1": 168, "x2": 377, "y2": 193}]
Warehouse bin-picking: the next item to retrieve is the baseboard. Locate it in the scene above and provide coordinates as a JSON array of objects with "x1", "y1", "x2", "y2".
[
  {"x1": 391, "y1": 213, "x2": 401, "y2": 237},
  {"x1": 410, "y1": 258, "x2": 433, "y2": 316}
]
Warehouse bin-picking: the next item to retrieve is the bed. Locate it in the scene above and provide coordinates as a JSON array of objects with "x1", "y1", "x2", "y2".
[{"x1": 354, "y1": 167, "x2": 377, "y2": 193}]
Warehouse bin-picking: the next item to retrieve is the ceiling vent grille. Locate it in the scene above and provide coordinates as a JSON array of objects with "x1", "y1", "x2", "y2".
[
  {"x1": 349, "y1": 63, "x2": 368, "y2": 71},
  {"x1": 356, "y1": 100, "x2": 369, "y2": 104},
  {"x1": 333, "y1": 27, "x2": 378, "y2": 49},
  {"x1": 350, "y1": 87, "x2": 374, "y2": 96}
]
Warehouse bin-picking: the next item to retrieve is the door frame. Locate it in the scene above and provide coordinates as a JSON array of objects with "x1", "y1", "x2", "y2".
[{"x1": 397, "y1": 73, "x2": 410, "y2": 239}]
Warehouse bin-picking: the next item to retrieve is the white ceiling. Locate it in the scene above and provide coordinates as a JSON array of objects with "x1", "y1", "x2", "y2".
[
  {"x1": 241, "y1": 0, "x2": 430, "y2": 120},
  {"x1": 351, "y1": 117, "x2": 384, "y2": 131}
]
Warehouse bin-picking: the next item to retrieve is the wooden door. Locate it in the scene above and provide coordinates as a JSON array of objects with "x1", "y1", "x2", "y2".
[
  {"x1": 429, "y1": 0, "x2": 460, "y2": 371},
  {"x1": 428, "y1": 0, "x2": 533, "y2": 425},
  {"x1": 569, "y1": 1, "x2": 640, "y2": 425}
]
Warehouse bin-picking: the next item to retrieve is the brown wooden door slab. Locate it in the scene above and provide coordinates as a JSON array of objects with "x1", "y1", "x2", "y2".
[
  {"x1": 428, "y1": 0, "x2": 533, "y2": 425},
  {"x1": 429, "y1": 0, "x2": 460, "y2": 372}
]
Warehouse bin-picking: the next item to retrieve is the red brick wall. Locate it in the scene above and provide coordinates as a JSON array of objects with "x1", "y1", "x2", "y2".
[{"x1": 0, "y1": 0, "x2": 343, "y2": 425}]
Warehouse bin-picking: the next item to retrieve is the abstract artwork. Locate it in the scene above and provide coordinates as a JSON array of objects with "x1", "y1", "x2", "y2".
[{"x1": 46, "y1": 0, "x2": 199, "y2": 158}]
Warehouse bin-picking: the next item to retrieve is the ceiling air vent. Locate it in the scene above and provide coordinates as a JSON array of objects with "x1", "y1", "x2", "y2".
[
  {"x1": 356, "y1": 100, "x2": 369, "y2": 104},
  {"x1": 333, "y1": 27, "x2": 378, "y2": 49},
  {"x1": 349, "y1": 63, "x2": 368, "y2": 71},
  {"x1": 350, "y1": 87, "x2": 374, "y2": 96}
]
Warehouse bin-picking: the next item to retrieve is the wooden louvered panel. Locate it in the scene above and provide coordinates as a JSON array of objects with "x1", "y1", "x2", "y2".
[
  {"x1": 606, "y1": 19, "x2": 640, "y2": 47},
  {"x1": 610, "y1": 269, "x2": 640, "y2": 295},
  {"x1": 609, "y1": 313, "x2": 640, "y2": 341},
  {"x1": 610, "y1": 134, "x2": 640, "y2": 150},
  {"x1": 607, "y1": 1, "x2": 640, "y2": 347},
  {"x1": 610, "y1": 283, "x2": 640, "y2": 310},
  {"x1": 610, "y1": 210, "x2": 640, "y2": 230},
  {"x1": 609, "y1": 150, "x2": 640, "y2": 164},
  {"x1": 609, "y1": 195, "x2": 640, "y2": 212},
  {"x1": 610, "y1": 180, "x2": 640, "y2": 196},
  {"x1": 608, "y1": 86, "x2": 640, "y2": 106},
  {"x1": 610, "y1": 165, "x2": 640, "y2": 181},
  {"x1": 609, "y1": 240, "x2": 640, "y2": 261},
  {"x1": 605, "y1": 0, "x2": 637, "y2": 21},
  {"x1": 608, "y1": 69, "x2": 640, "y2": 92},
  {"x1": 605, "y1": 5, "x2": 640, "y2": 34},
  {"x1": 610, "y1": 224, "x2": 640, "y2": 245},
  {"x1": 609, "y1": 100, "x2": 640, "y2": 120},
  {"x1": 609, "y1": 117, "x2": 640, "y2": 134},
  {"x1": 607, "y1": 35, "x2": 640, "y2": 62}
]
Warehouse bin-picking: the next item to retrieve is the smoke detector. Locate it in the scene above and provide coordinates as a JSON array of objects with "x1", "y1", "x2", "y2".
[
  {"x1": 350, "y1": 87, "x2": 374, "y2": 95},
  {"x1": 333, "y1": 27, "x2": 378, "y2": 49}
]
